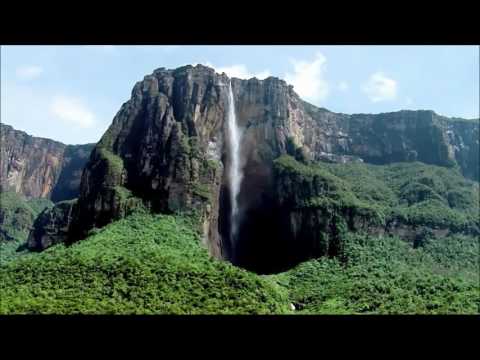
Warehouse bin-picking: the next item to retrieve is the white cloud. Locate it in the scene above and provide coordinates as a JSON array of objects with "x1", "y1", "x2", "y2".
[
  {"x1": 50, "y1": 95, "x2": 96, "y2": 128},
  {"x1": 3, "y1": 84, "x2": 107, "y2": 144},
  {"x1": 284, "y1": 52, "x2": 329, "y2": 104},
  {"x1": 16, "y1": 65, "x2": 43, "y2": 80},
  {"x1": 205, "y1": 62, "x2": 271, "y2": 80},
  {"x1": 338, "y1": 81, "x2": 349, "y2": 92},
  {"x1": 363, "y1": 72, "x2": 397, "y2": 102}
]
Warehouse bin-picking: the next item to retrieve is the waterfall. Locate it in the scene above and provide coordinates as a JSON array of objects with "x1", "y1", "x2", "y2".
[{"x1": 227, "y1": 80, "x2": 242, "y2": 243}]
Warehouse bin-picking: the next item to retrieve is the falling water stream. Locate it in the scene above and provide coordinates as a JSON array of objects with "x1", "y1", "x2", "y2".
[{"x1": 227, "y1": 80, "x2": 242, "y2": 244}]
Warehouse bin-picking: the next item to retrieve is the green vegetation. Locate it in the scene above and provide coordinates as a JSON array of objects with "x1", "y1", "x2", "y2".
[
  {"x1": 274, "y1": 155, "x2": 388, "y2": 226},
  {"x1": 1, "y1": 205, "x2": 478, "y2": 314},
  {"x1": 285, "y1": 136, "x2": 308, "y2": 162},
  {"x1": 270, "y1": 233, "x2": 479, "y2": 314},
  {"x1": 94, "y1": 147, "x2": 146, "y2": 218},
  {"x1": 27, "y1": 197, "x2": 56, "y2": 215},
  {"x1": 97, "y1": 124, "x2": 117, "y2": 150},
  {"x1": 359, "y1": 162, "x2": 477, "y2": 231},
  {"x1": 1, "y1": 156, "x2": 478, "y2": 314},
  {"x1": 394, "y1": 199, "x2": 472, "y2": 231},
  {"x1": 0, "y1": 212, "x2": 289, "y2": 314},
  {"x1": 97, "y1": 147, "x2": 125, "y2": 180},
  {"x1": 0, "y1": 238, "x2": 30, "y2": 265},
  {"x1": 205, "y1": 159, "x2": 221, "y2": 170},
  {"x1": 192, "y1": 183, "x2": 211, "y2": 201},
  {"x1": 267, "y1": 157, "x2": 479, "y2": 314},
  {"x1": 112, "y1": 186, "x2": 145, "y2": 217},
  {"x1": 0, "y1": 192, "x2": 53, "y2": 242},
  {"x1": 276, "y1": 156, "x2": 479, "y2": 232}
]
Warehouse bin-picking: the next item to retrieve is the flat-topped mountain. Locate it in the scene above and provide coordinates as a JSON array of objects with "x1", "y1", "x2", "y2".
[
  {"x1": 2, "y1": 63, "x2": 478, "y2": 315},
  {"x1": 11, "y1": 64, "x2": 478, "y2": 272}
]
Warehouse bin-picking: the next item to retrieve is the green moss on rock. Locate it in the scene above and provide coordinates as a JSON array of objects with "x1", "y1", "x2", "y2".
[
  {"x1": 97, "y1": 147, "x2": 125, "y2": 180},
  {"x1": 192, "y1": 183, "x2": 212, "y2": 201}
]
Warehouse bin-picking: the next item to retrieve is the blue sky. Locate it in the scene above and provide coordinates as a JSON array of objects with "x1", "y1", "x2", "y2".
[{"x1": 1, "y1": 45, "x2": 478, "y2": 144}]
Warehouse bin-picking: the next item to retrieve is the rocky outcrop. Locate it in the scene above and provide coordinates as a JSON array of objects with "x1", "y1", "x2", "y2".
[
  {"x1": 68, "y1": 66, "x2": 227, "y2": 257},
  {"x1": 27, "y1": 200, "x2": 76, "y2": 250},
  {"x1": 0, "y1": 123, "x2": 94, "y2": 201}
]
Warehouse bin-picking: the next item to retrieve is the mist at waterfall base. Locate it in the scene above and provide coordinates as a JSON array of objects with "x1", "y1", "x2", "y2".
[{"x1": 219, "y1": 81, "x2": 309, "y2": 274}]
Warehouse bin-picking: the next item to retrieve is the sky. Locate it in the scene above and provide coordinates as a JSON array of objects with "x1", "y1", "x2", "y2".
[{"x1": 1, "y1": 45, "x2": 478, "y2": 145}]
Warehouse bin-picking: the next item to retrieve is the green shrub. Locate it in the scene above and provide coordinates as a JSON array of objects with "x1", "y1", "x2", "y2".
[
  {"x1": 270, "y1": 233, "x2": 479, "y2": 314},
  {"x1": 0, "y1": 192, "x2": 53, "y2": 243},
  {"x1": 310, "y1": 159, "x2": 479, "y2": 232},
  {"x1": 0, "y1": 212, "x2": 289, "y2": 314}
]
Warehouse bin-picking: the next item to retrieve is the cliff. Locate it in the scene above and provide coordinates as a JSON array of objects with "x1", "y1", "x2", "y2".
[
  {"x1": 265, "y1": 155, "x2": 479, "y2": 273},
  {"x1": 68, "y1": 66, "x2": 226, "y2": 257},
  {"x1": 27, "y1": 199, "x2": 76, "y2": 250},
  {"x1": 26, "y1": 65, "x2": 479, "y2": 271},
  {"x1": 0, "y1": 191, "x2": 53, "y2": 243},
  {"x1": 0, "y1": 123, "x2": 94, "y2": 201},
  {"x1": 50, "y1": 144, "x2": 95, "y2": 202}
]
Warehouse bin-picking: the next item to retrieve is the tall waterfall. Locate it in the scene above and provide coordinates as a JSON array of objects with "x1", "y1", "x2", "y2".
[{"x1": 227, "y1": 81, "x2": 242, "y2": 243}]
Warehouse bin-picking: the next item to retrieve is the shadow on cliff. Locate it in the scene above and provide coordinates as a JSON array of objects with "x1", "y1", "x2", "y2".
[{"x1": 218, "y1": 158, "x2": 312, "y2": 275}]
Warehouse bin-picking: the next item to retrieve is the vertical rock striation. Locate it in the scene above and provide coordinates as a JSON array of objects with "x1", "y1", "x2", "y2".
[
  {"x1": 69, "y1": 65, "x2": 230, "y2": 257},
  {"x1": 0, "y1": 123, "x2": 94, "y2": 201}
]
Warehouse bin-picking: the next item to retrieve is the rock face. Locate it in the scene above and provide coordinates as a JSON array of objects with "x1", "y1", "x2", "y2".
[
  {"x1": 224, "y1": 74, "x2": 479, "y2": 271},
  {"x1": 332, "y1": 110, "x2": 478, "y2": 175},
  {"x1": 27, "y1": 200, "x2": 76, "y2": 251},
  {"x1": 68, "y1": 66, "x2": 228, "y2": 257},
  {"x1": 235, "y1": 155, "x2": 386, "y2": 273},
  {"x1": 1, "y1": 124, "x2": 64, "y2": 199},
  {"x1": 50, "y1": 144, "x2": 95, "y2": 202},
  {"x1": 33, "y1": 65, "x2": 479, "y2": 267},
  {"x1": 0, "y1": 123, "x2": 94, "y2": 201},
  {"x1": 234, "y1": 84, "x2": 478, "y2": 181}
]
